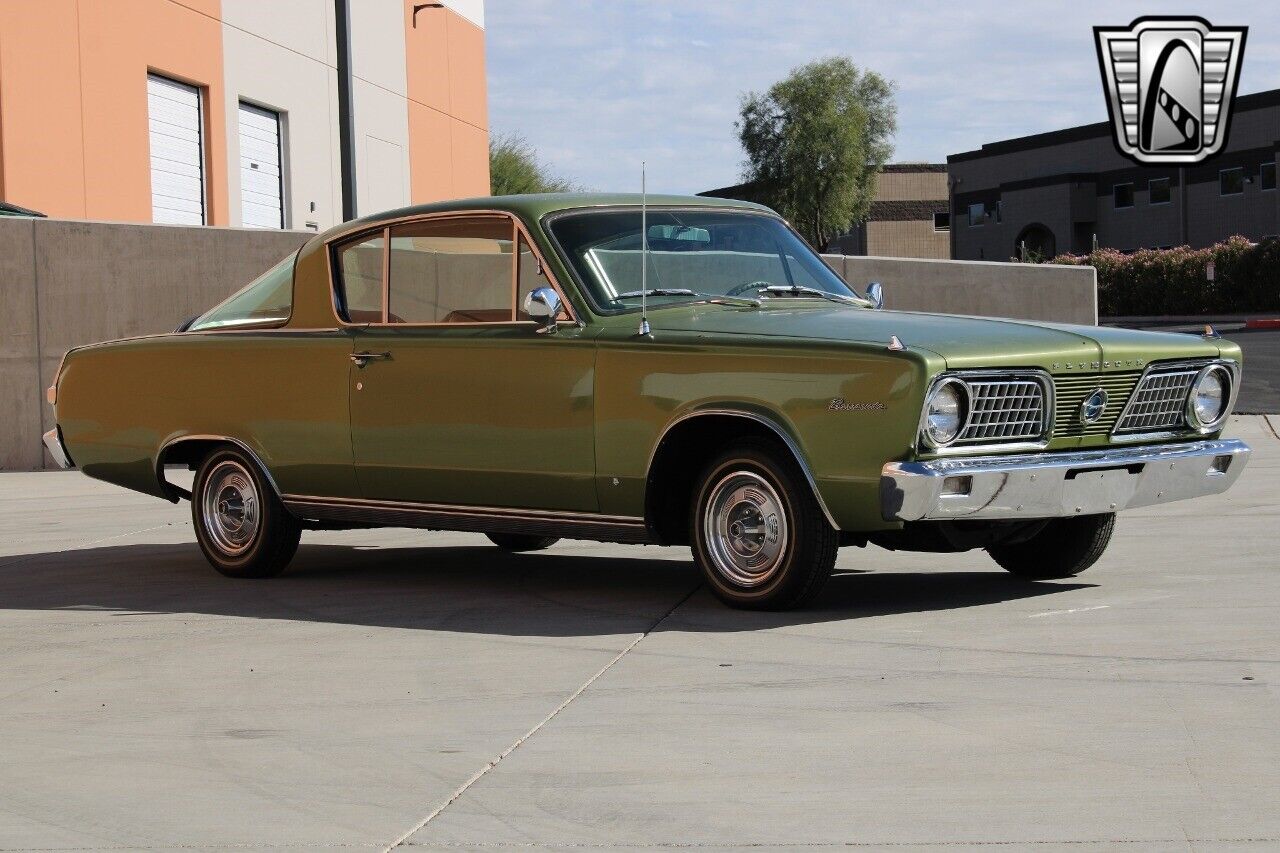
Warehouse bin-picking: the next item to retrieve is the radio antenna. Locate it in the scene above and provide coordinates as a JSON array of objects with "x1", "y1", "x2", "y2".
[{"x1": 638, "y1": 161, "x2": 650, "y2": 337}]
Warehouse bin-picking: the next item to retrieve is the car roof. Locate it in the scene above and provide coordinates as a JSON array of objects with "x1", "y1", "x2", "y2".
[{"x1": 322, "y1": 192, "x2": 774, "y2": 240}]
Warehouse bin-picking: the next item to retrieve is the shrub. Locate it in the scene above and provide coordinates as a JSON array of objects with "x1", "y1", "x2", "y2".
[{"x1": 1050, "y1": 236, "x2": 1280, "y2": 316}]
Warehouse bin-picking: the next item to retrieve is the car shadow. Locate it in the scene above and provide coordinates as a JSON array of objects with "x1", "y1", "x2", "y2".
[{"x1": 0, "y1": 540, "x2": 1094, "y2": 636}]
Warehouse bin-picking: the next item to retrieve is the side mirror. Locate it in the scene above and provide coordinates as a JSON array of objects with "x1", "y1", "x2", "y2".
[
  {"x1": 524, "y1": 286, "x2": 562, "y2": 334},
  {"x1": 865, "y1": 282, "x2": 884, "y2": 310}
]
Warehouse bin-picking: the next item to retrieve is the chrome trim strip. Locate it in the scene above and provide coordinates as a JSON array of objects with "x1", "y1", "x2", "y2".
[
  {"x1": 645, "y1": 409, "x2": 840, "y2": 530},
  {"x1": 155, "y1": 434, "x2": 283, "y2": 502},
  {"x1": 42, "y1": 428, "x2": 73, "y2": 469},
  {"x1": 1111, "y1": 358, "x2": 1239, "y2": 440},
  {"x1": 882, "y1": 438, "x2": 1251, "y2": 522},
  {"x1": 281, "y1": 495, "x2": 651, "y2": 543},
  {"x1": 282, "y1": 493, "x2": 644, "y2": 525},
  {"x1": 324, "y1": 209, "x2": 580, "y2": 328}
]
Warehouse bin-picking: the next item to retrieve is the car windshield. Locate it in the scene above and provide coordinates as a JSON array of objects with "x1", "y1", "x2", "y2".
[{"x1": 547, "y1": 208, "x2": 866, "y2": 311}]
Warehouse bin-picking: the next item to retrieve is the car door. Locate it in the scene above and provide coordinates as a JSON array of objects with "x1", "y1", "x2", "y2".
[{"x1": 335, "y1": 213, "x2": 598, "y2": 512}]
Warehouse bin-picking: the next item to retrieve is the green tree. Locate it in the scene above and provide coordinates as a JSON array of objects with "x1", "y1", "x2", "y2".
[
  {"x1": 736, "y1": 57, "x2": 896, "y2": 248},
  {"x1": 489, "y1": 133, "x2": 575, "y2": 195}
]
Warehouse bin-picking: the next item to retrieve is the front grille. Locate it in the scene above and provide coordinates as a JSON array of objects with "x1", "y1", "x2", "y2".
[
  {"x1": 1114, "y1": 367, "x2": 1198, "y2": 433},
  {"x1": 1052, "y1": 370, "x2": 1143, "y2": 438},
  {"x1": 957, "y1": 378, "x2": 1047, "y2": 444}
]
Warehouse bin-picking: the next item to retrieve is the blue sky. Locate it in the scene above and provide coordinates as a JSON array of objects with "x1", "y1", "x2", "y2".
[{"x1": 485, "y1": 1, "x2": 1280, "y2": 194}]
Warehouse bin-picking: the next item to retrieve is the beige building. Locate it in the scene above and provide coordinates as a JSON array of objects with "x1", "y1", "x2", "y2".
[
  {"x1": 0, "y1": 0, "x2": 489, "y2": 232},
  {"x1": 700, "y1": 164, "x2": 950, "y2": 258},
  {"x1": 826, "y1": 164, "x2": 950, "y2": 258}
]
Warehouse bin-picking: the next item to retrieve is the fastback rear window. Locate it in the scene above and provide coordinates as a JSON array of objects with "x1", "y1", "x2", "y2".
[{"x1": 188, "y1": 252, "x2": 297, "y2": 331}]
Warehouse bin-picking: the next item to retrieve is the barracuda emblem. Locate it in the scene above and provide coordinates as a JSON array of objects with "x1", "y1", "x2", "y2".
[
  {"x1": 828, "y1": 398, "x2": 885, "y2": 413},
  {"x1": 1079, "y1": 389, "x2": 1110, "y2": 425},
  {"x1": 1094, "y1": 17, "x2": 1247, "y2": 165}
]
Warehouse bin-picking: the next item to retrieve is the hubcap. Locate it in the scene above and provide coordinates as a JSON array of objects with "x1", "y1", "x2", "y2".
[
  {"x1": 201, "y1": 460, "x2": 260, "y2": 556},
  {"x1": 703, "y1": 470, "x2": 788, "y2": 588}
]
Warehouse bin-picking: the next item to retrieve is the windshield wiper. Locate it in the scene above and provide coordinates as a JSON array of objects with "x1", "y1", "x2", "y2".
[
  {"x1": 615, "y1": 288, "x2": 760, "y2": 308},
  {"x1": 755, "y1": 284, "x2": 867, "y2": 307},
  {"x1": 614, "y1": 288, "x2": 700, "y2": 299}
]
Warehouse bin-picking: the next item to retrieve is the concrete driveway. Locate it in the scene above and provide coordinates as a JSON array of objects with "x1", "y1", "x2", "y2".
[{"x1": 2, "y1": 416, "x2": 1278, "y2": 851}]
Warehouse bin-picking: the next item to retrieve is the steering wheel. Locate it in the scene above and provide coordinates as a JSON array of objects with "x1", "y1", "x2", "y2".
[{"x1": 724, "y1": 281, "x2": 775, "y2": 297}]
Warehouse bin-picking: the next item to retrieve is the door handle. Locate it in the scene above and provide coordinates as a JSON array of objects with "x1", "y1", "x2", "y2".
[{"x1": 350, "y1": 351, "x2": 391, "y2": 366}]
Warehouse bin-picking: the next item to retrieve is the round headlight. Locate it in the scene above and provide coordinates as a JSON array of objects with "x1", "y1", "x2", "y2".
[
  {"x1": 1188, "y1": 365, "x2": 1230, "y2": 429},
  {"x1": 924, "y1": 379, "x2": 968, "y2": 447}
]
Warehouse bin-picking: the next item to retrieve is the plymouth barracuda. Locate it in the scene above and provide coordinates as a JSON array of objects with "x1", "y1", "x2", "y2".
[{"x1": 43, "y1": 194, "x2": 1251, "y2": 609}]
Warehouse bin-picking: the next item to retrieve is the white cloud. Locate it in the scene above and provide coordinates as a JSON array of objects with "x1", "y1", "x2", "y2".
[{"x1": 485, "y1": 0, "x2": 1278, "y2": 193}]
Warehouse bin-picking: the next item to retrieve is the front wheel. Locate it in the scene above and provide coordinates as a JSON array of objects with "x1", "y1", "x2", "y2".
[
  {"x1": 690, "y1": 440, "x2": 838, "y2": 610},
  {"x1": 192, "y1": 448, "x2": 301, "y2": 578},
  {"x1": 987, "y1": 513, "x2": 1115, "y2": 580}
]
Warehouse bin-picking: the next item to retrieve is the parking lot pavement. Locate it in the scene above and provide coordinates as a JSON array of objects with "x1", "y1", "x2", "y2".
[
  {"x1": 2, "y1": 417, "x2": 1278, "y2": 851},
  {"x1": 1106, "y1": 322, "x2": 1279, "y2": 414}
]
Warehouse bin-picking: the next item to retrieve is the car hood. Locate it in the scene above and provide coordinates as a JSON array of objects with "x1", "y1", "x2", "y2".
[{"x1": 648, "y1": 303, "x2": 1227, "y2": 370}]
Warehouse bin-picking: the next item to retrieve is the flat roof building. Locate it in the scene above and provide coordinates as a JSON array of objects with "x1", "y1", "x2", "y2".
[
  {"x1": 948, "y1": 89, "x2": 1280, "y2": 261},
  {"x1": 0, "y1": 0, "x2": 489, "y2": 232},
  {"x1": 700, "y1": 163, "x2": 950, "y2": 259}
]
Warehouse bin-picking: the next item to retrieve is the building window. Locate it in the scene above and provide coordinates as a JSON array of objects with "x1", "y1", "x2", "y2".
[
  {"x1": 147, "y1": 74, "x2": 206, "y2": 225},
  {"x1": 933, "y1": 211, "x2": 950, "y2": 232},
  {"x1": 1148, "y1": 177, "x2": 1171, "y2": 205},
  {"x1": 1220, "y1": 167, "x2": 1244, "y2": 196},
  {"x1": 1114, "y1": 183, "x2": 1135, "y2": 209},
  {"x1": 994, "y1": 200, "x2": 1003, "y2": 223},
  {"x1": 1262, "y1": 162, "x2": 1277, "y2": 192},
  {"x1": 967, "y1": 202, "x2": 985, "y2": 227}
]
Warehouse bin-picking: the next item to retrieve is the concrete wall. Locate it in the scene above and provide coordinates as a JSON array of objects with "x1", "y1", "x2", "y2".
[
  {"x1": 0, "y1": 217, "x2": 310, "y2": 472},
  {"x1": 1, "y1": 218, "x2": 1096, "y2": 472},
  {"x1": 824, "y1": 253, "x2": 1097, "y2": 326}
]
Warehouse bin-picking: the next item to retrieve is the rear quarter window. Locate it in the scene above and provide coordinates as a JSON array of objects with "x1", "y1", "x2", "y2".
[{"x1": 187, "y1": 252, "x2": 297, "y2": 331}]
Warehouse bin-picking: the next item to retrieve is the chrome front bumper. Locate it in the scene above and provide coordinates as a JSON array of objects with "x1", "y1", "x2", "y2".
[
  {"x1": 881, "y1": 439, "x2": 1250, "y2": 522},
  {"x1": 42, "y1": 428, "x2": 73, "y2": 469}
]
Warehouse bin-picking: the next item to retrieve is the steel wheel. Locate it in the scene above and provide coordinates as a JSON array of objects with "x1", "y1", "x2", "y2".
[
  {"x1": 702, "y1": 470, "x2": 789, "y2": 588},
  {"x1": 200, "y1": 459, "x2": 261, "y2": 556}
]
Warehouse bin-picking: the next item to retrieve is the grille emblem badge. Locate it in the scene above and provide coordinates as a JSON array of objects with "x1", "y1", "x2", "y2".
[{"x1": 1079, "y1": 389, "x2": 1110, "y2": 425}]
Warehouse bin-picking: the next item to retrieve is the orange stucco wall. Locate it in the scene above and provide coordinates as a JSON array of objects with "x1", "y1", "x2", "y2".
[
  {"x1": 0, "y1": 0, "x2": 227, "y2": 223},
  {"x1": 405, "y1": 2, "x2": 490, "y2": 203}
]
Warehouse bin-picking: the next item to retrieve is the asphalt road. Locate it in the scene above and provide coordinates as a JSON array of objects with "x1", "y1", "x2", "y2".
[
  {"x1": 1107, "y1": 324, "x2": 1280, "y2": 414},
  {"x1": 1225, "y1": 329, "x2": 1280, "y2": 414},
  {"x1": 2, "y1": 416, "x2": 1278, "y2": 851}
]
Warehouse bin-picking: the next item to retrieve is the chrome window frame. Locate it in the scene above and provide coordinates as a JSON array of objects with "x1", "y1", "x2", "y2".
[
  {"x1": 540, "y1": 205, "x2": 867, "y2": 318},
  {"x1": 323, "y1": 209, "x2": 578, "y2": 329},
  {"x1": 1110, "y1": 358, "x2": 1240, "y2": 443},
  {"x1": 917, "y1": 369, "x2": 1055, "y2": 457}
]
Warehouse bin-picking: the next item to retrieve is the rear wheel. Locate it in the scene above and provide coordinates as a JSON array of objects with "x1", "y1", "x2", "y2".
[
  {"x1": 192, "y1": 447, "x2": 300, "y2": 578},
  {"x1": 987, "y1": 513, "x2": 1115, "y2": 580},
  {"x1": 690, "y1": 440, "x2": 838, "y2": 610},
  {"x1": 486, "y1": 533, "x2": 559, "y2": 552}
]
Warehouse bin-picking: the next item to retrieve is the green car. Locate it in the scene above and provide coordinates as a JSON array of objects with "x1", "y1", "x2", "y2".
[{"x1": 45, "y1": 194, "x2": 1250, "y2": 609}]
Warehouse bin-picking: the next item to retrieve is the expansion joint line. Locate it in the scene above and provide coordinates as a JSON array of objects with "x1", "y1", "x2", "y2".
[{"x1": 381, "y1": 584, "x2": 701, "y2": 851}]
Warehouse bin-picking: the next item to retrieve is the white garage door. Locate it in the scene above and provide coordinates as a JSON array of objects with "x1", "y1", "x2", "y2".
[
  {"x1": 238, "y1": 103, "x2": 285, "y2": 229},
  {"x1": 147, "y1": 75, "x2": 206, "y2": 226}
]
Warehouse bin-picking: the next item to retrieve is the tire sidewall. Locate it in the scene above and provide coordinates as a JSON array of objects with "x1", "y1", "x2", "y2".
[{"x1": 691, "y1": 448, "x2": 803, "y2": 606}]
